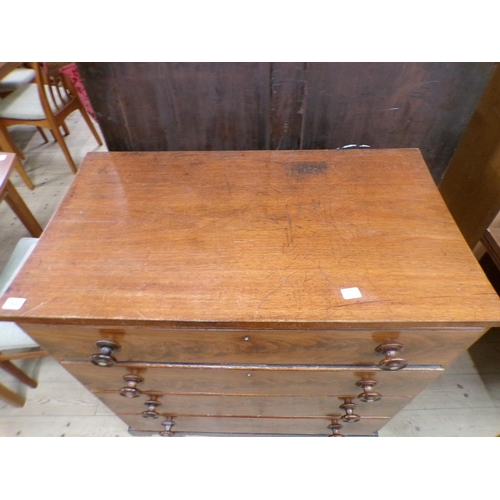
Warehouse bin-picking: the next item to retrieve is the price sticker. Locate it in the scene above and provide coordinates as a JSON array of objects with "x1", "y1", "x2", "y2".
[{"x1": 340, "y1": 287, "x2": 362, "y2": 300}]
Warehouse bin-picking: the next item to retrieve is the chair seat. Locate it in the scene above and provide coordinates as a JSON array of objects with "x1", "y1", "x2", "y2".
[
  {"x1": 0, "y1": 237, "x2": 39, "y2": 350},
  {"x1": 0, "y1": 237, "x2": 39, "y2": 295},
  {"x1": 0, "y1": 83, "x2": 70, "y2": 120},
  {"x1": 0, "y1": 68, "x2": 36, "y2": 92},
  {"x1": 0, "y1": 322, "x2": 38, "y2": 350}
]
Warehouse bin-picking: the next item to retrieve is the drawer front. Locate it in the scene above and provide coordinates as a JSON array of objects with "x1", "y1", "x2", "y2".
[
  {"x1": 24, "y1": 324, "x2": 483, "y2": 367},
  {"x1": 95, "y1": 391, "x2": 410, "y2": 419},
  {"x1": 121, "y1": 414, "x2": 388, "y2": 436},
  {"x1": 63, "y1": 362, "x2": 443, "y2": 397}
]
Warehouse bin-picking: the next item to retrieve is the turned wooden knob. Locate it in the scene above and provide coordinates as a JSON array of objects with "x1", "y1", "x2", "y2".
[
  {"x1": 90, "y1": 340, "x2": 121, "y2": 367},
  {"x1": 159, "y1": 418, "x2": 175, "y2": 437},
  {"x1": 356, "y1": 379, "x2": 382, "y2": 403},
  {"x1": 327, "y1": 420, "x2": 344, "y2": 438},
  {"x1": 375, "y1": 342, "x2": 408, "y2": 371},
  {"x1": 119, "y1": 374, "x2": 144, "y2": 398},
  {"x1": 142, "y1": 397, "x2": 162, "y2": 419},
  {"x1": 339, "y1": 398, "x2": 361, "y2": 423}
]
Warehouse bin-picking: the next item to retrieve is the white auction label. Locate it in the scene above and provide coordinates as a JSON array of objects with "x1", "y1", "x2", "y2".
[
  {"x1": 340, "y1": 287, "x2": 362, "y2": 300},
  {"x1": 2, "y1": 297, "x2": 26, "y2": 310}
]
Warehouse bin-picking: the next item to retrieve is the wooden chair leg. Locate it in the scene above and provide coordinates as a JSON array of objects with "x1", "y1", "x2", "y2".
[
  {"x1": 50, "y1": 124, "x2": 70, "y2": 139},
  {"x1": 78, "y1": 106, "x2": 103, "y2": 147},
  {"x1": 4, "y1": 179, "x2": 43, "y2": 236},
  {"x1": 50, "y1": 125, "x2": 77, "y2": 174},
  {"x1": 0, "y1": 383, "x2": 25, "y2": 407},
  {"x1": 0, "y1": 124, "x2": 25, "y2": 160},
  {"x1": 13, "y1": 155, "x2": 35, "y2": 190},
  {"x1": 0, "y1": 361, "x2": 37, "y2": 388},
  {"x1": 36, "y1": 127, "x2": 49, "y2": 143}
]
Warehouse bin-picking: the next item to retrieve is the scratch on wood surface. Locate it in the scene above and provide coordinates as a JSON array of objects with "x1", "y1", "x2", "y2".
[
  {"x1": 19, "y1": 300, "x2": 51, "y2": 316},
  {"x1": 318, "y1": 264, "x2": 334, "y2": 285},
  {"x1": 264, "y1": 268, "x2": 281, "y2": 280},
  {"x1": 199, "y1": 204, "x2": 254, "y2": 230},
  {"x1": 412, "y1": 80, "x2": 440, "y2": 87},
  {"x1": 224, "y1": 173, "x2": 232, "y2": 196},
  {"x1": 254, "y1": 283, "x2": 284, "y2": 317},
  {"x1": 254, "y1": 271, "x2": 298, "y2": 317},
  {"x1": 392, "y1": 80, "x2": 441, "y2": 96},
  {"x1": 101, "y1": 285, "x2": 111, "y2": 303},
  {"x1": 136, "y1": 310, "x2": 147, "y2": 319},
  {"x1": 62, "y1": 220, "x2": 120, "y2": 224}
]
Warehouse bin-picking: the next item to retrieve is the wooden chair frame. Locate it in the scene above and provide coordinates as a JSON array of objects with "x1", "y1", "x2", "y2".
[
  {"x1": 0, "y1": 152, "x2": 42, "y2": 235},
  {"x1": 0, "y1": 347, "x2": 48, "y2": 407},
  {"x1": 0, "y1": 126, "x2": 34, "y2": 189},
  {"x1": 0, "y1": 63, "x2": 103, "y2": 174}
]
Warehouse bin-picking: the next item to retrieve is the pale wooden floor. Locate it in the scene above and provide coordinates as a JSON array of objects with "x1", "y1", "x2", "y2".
[{"x1": 1, "y1": 113, "x2": 500, "y2": 437}]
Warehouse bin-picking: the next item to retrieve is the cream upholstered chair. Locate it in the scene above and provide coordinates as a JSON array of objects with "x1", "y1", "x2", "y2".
[
  {"x1": 0, "y1": 238, "x2": 48, "y2": 407},
  {"x1": 0, "y1": 65, "x2": 47, "y2": 160},
  {"x1": 0, "y1": 66, "x2": 63, "y2": 151},
  {"x1": 0, "y1": 62, "x2": 103, "y2": 174},
  {"x1": 0, "y1": 67, "x2": 36, "y2": 188}
]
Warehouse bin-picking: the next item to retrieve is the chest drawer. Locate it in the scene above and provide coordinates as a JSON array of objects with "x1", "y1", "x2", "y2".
[
  {"x1": 63, "y1": 362, "x2": 442, "y2": 398},
  {"x1": 24, "y1": 324, "x2": 482, "y2": 367},
  {"x1": 122, "y1": 414, "x2": 387, "y2": 436},
  {"x1": 95, "y1": 391, "x2": 410, "y2": 419}
]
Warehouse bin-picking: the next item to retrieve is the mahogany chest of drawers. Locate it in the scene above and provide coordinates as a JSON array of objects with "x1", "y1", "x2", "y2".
[{"x1": 2, "y1": 149, "x2": 500, "y2": 436}]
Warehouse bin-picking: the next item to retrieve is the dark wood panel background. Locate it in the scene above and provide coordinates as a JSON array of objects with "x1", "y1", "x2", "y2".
[
  {"x1": 439, "y1": 65, "x2": 500, "y2": 249},
  {"x1": 78, "y1": 62, "x2": 496, "y2": 183}
]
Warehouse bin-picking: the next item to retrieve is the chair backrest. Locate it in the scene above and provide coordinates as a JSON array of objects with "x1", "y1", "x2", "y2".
[{"x1": 30, "y1": 62, "x2": 76, "y2": 119}]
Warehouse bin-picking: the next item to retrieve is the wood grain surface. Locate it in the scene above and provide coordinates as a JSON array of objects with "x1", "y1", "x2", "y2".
[
  {"x1": 440, "y1": 65, "x2": 500, "y2": 248},
  {"x1": 62, "y1": 361, "x2": 443, "y2": 397},
  {"x1": 78, "y1": 62, "x2": 496, "y2": 182},
  {"x1": 95, "y1": 391, "x2": 410, "y2": 418},
  {"x1": 24, "y1": 324, "x2": 481, "y2": 367},
  {"x1": 122, "y1": 413, "x2": 387, "y2": 436},
  {"x1": 1, "y1": 149, "x2": 500, "y2": 328},
  {"x1": 481, "y1": 228, "x2": 500, "y2": 270}
]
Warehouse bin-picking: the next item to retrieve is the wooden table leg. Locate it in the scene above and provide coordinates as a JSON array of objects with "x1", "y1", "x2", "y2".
[{"x1": 4, "y1": 179, "x2": 42, "y2": 237}]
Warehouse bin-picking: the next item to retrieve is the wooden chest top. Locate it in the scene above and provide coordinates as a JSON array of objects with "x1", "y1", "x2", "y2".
[{"x1": 2, "y1": 149, "x2": 500, "y2": 329}]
